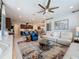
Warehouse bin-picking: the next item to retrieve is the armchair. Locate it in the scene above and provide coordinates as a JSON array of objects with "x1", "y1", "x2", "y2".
[{"x1": 31, "y1": 31, "x2": 38, "y2": 41}]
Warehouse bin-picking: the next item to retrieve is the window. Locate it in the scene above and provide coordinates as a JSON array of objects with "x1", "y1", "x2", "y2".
[{"x1": 46, "y1": 23, "x2": 51, "y2": 31}]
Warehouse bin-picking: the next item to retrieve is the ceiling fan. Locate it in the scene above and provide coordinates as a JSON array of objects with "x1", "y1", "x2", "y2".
[{"x1": 38, "y1": 0, "x2": 59, "y2": 15}]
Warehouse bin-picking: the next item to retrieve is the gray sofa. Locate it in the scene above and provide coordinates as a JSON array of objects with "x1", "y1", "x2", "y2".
[{"x1": 44, "y1": 31, "x2": 73, "y2": 46}]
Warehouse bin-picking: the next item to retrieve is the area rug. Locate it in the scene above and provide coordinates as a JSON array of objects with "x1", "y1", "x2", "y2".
[{"x1": 18, "y1": 41, "x2": 68, "y2": 59}]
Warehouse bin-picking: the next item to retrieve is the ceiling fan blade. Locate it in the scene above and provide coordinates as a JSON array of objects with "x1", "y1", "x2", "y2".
[
  {"x1": 49, "y1": 11, "x2": 54, "y2": 13},
  {"x1": 46, "y1": 17, "x2": 53, "y2": 20},
  {"x1": 46, "y1": 0, "x2": 51, "y2": 9},
  {"x1": 72, "y1": 10, "x2": 79, "y2": 13},
  {"x1": 37, "y1": 10, "x2": 44, "y2": 13},
  {"x1": 49, "y1": 7, "x2": 59, "y2": 11},
  {"x1": 38, "y1": 4, "x2": 45, "y2": 9},
  {"x1": 43, "y1": 12, "x2": 46, "y2": 15}
]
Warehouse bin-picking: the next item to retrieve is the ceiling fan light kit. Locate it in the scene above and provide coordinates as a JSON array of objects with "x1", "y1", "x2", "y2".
[{"x1": 38, "y1": 0, "x2": 59, "y2": 15}]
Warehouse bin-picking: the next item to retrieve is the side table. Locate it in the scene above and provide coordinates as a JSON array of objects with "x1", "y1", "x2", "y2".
[{"x1": 74, "y1": 37, "x2": 79, "y2": 43}]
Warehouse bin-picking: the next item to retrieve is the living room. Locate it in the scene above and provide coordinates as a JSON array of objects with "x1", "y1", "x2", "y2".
[{"x1": 0, "y1": 0, "x2": 79, "y2": 59}]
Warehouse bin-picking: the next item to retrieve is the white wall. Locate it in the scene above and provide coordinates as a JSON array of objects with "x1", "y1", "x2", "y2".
[
  {"x1": 68, "y1": 13, "x2": 79, "y2": 30},
  {"x1": 51, "y1": 13, "x2": 79, "y2": 36},
  {"x1": 52, "y1": 13, "x2": 79, "y2": 31}
]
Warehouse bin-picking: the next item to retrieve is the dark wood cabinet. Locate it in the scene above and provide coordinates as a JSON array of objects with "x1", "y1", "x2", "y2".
[
  {"x1": 20, "y1": 24, "x2": 26, "y2": 29},
  {"x1": 6, "y1": 17, "x2": 11, "y2": 30},
  {"x1": 0, "y1": 17, "x2": 11, "y2": 30},
  {"x1": 20, "y1": 23, "x2": 33, "y2": 29}
]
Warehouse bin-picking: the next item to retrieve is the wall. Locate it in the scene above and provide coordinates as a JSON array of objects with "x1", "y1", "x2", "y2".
[
  {"x1": 14, "y1": 24, "x2": 20, "y2": 38},
  {"x1": 14, "y1": 20, "x2": 46, "y2": 38},
  {"x1": 14, "y1": 13, "x2": 79, "y2": 37},
  {"x1": 68, "y1": 13, "x2": 79, "y2": 30},
  {"x1": 51, "y1": 13, "x2": 79, "y2": 36}
]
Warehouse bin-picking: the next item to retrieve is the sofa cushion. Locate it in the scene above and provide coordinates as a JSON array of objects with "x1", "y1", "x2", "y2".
[
  {"x1": 43, "y1": 31, "x2": 61, "y2": 42},
  {"x1": 56, "y1": 32, "x2": 73, "y2": 46},
  {"x1": 61, "y1": 32, "x2": 73, "y2": 40},
  {"x1": 57, "y1": 39, "x2": 71, "y2": 46},
  {"x1": 52, "y1": 32, "x2": 61, "y2": 38},
  {"x1": 44, "y1": 31, "x2": 73, "y2": 46}
]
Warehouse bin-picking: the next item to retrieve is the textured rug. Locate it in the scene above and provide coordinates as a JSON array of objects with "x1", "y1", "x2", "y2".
[{"x1": 18, "y1": 41, "x2": 68, "y2": 59}]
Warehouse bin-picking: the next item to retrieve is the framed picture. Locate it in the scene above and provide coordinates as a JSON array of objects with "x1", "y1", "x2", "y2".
[{"x1": 54, "y1": 19, "x2": 69, "y2": 30}]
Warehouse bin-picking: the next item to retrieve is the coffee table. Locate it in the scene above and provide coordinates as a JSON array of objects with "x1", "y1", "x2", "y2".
[{"x1": 39, "y1": 41, "x2": 68, "y2": 59}]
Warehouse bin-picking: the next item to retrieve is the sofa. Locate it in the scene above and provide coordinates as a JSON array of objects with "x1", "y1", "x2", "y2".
[
  {"x1": 43, "y1": 31, "x2": 73, "y2": 46},
  {"x1": 57, "y1": 32, "x2": 73, "y2": 46}
]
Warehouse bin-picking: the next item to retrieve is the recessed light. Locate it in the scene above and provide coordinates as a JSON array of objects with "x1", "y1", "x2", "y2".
[
  {"x1": 70, "y1": 6, "x2": 73, "y2": 9},
  {"x1": 17, "y1": 8, "x2": 21, "y2": 10}
]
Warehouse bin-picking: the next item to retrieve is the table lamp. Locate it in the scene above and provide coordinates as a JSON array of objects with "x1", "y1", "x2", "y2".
[{"x1": 76, "y1": 27, "x2": 79, "y2": 37}]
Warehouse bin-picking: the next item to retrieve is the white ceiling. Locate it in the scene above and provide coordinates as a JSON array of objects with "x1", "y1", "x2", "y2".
[{"x1": 3, "y1": 0, "x2": 79, "y2": 21}]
